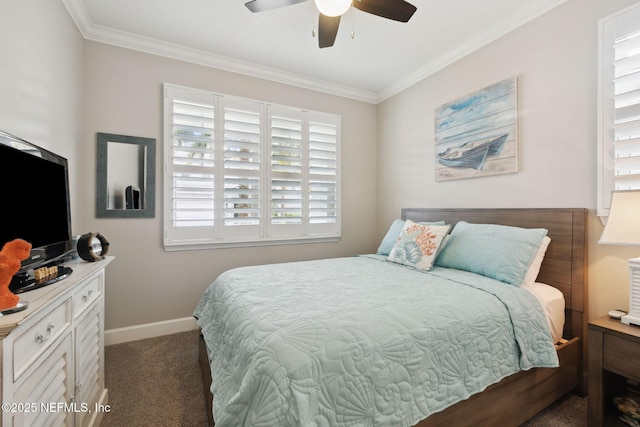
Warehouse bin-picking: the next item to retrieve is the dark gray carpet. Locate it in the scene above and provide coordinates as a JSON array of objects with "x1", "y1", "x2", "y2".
[
  {"x1": 102, "y1": 330, "x2": 586, "y2": 426},
  {"x1": 521, "y1": 393, "x2": 587, "y2": 426},
  {"x1": 102, "y1": 330, "x2": 208, "y2": 427}
]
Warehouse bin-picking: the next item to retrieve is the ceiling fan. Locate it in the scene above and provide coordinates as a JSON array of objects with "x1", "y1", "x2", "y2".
[{"x1": 244, "y1": 0, "x2": 417, "y2": 48}]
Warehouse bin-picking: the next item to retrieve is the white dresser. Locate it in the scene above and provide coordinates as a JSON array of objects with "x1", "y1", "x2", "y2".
[{"x1": 1, "y1": 257, "x2": 112, "y2": 427}]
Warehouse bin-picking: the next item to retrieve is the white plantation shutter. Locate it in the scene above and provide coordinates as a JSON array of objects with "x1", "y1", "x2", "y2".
[
  {"x1": 613, "y1": 29, "x2": 640, "y2": 189},
  {"x1": 267, "y1": 108, "x2": 341, "y2": 238},
  {"x1": 221, "y1": 99, "x2": 262, "y2": 239},
  {"x1": 165, "y1": 86, "x2": 216, "y2": 243},
  {"x1": 308, "y1": 116, "x2": 339, "y2": 232},
  {"x1": 598, "y1": 3, "x2": 640, "y2": 217},
  {"x1": 164, "y1": 84, "x2": 340, "y2": 249},
  {"x1": 269, "y1": 106, "x2": 304, "y2": 237}
]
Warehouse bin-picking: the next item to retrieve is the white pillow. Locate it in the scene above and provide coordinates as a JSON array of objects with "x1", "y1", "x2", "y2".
[
  {"x1": 387, "y1": 220, "x2": 450, "y2": 271},
  {"x1": 522, "y1": 236, "x2": 551, "y2": 285}
]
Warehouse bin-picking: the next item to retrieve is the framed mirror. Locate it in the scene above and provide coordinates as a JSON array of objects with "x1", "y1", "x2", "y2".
[{"x1": 96, "y1": 132, "x2": 155, "y2": 218}]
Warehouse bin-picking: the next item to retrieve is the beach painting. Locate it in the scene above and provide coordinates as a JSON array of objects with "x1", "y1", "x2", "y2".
[{"x1": 435, "y1": 77, "x2": 518, "y2": 181}]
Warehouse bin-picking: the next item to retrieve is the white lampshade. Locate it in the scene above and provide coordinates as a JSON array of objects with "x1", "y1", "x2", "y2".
[
  {"x1": 600, "y1": 189, "x2": 640, "y2": 327},
  {"x1": 314, "y1": 0, "x2": 351, "y2": 17},
  {"x1": 599, "y1": 190, "x2": 640, "y2": 245}
]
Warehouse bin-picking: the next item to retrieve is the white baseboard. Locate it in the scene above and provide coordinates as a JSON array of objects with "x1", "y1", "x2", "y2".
[{"x1": 105, "y1": 317, "x2": 199, "y2": 346}]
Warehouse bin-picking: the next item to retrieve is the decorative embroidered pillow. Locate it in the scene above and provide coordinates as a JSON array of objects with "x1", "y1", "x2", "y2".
[
  {"x1": 376, "y1": 219, "x2": 446, "y2": 256},
  {"x1": 387, "y1": 220, "x2": 451, "y2": 270}
]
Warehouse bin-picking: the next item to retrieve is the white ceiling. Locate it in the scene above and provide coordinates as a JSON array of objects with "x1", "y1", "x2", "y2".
[{"x1": 63, "y1": 0, "x2": 568, "y2": 103}]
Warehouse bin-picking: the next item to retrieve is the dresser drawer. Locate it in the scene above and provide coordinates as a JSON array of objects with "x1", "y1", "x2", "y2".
[
  {"x1": 13, "y1": 301, "x2": 71, "y2": 380},
  {"x1": 72, "y1": 272, "x2": 102, "y2": 318},
  {"x1": 604, "y1": 333, "x2": 640, "y2": 381},
  {"x1": 12, "y1": 333, "x2": 73, "y2": 427}
]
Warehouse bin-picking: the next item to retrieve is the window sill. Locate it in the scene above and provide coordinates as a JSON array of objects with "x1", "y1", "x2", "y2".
[{"x1": 164, "y1": 235, "x2": 341, "y2": 251}]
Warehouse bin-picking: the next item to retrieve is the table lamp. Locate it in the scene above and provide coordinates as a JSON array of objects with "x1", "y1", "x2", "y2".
[{"x1": 599, "y1": 190, "x2": 640, "y2": 326}]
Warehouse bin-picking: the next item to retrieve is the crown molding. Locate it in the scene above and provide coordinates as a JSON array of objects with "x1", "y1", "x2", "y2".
[
  {"x1": 376, "y1": 0, "x2": 569, "y2": 102},
  {"x1": 62, "y1": 0, "x2": 377, "y2": 104},
  {"x1": 64, "y1": 0, "x2": 567, "y2": 105}
]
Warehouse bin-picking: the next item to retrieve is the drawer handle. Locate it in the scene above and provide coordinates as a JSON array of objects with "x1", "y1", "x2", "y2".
[
  {"x1": 35, "y1": 323, "x2": 55, "y2": 344},
  {"x1": 82, "y1": 290, "x2": 94, "y2": 302},
  {"x1": 71, "y1": 383, "x2": 82, "y2": 404}
]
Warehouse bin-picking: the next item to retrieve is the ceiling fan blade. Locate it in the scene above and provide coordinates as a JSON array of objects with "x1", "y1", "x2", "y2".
[
  {"x1": 245, "y1": 0, "x2": 308, "y2": 13},
  {"x1": 318, "y1": 14, "x2": 341, "y2": 48},
  {"x1": 352, "y1": 0, "x2": 416, "y2": 22}
]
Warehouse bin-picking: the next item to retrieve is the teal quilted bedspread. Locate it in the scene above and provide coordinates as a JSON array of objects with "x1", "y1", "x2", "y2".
[{"x1": 194, "y1": 255, "x2": 558, "y2": 427}]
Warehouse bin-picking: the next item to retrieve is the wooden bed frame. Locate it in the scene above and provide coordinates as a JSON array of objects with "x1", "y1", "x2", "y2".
[
  {"x1": 199, "y1": 207, "x2": 587, "y2": 427},
  {"x1": 403, "y1": 208, "x2": 587, "y2": 426}
]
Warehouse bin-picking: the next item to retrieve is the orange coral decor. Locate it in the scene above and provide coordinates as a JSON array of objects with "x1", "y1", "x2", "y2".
[{"x1": 0, "y1": 239, "x2": 32, "y2": 310}]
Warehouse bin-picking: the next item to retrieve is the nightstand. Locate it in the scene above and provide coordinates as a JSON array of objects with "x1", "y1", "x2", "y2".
[{"x1": 588, "y1": 315, "x2": 640, "y2": 426}]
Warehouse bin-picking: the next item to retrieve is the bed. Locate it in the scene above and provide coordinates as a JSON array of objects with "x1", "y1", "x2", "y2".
[{"x1": 195, "y1": 208, "x2": 587, "y2": 427}]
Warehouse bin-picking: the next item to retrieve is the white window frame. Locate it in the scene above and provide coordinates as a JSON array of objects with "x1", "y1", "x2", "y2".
[
  {"x1": 597, "y1": 2, "x2": 640, "y2": 221},
  {"x1": 163, "y1": 84, "x2": 341, "y2": 250}
]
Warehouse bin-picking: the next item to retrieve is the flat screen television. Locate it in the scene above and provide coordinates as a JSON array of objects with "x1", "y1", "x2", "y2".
[{"x1": 0, "y1": 130, "x2": 73, "y2": 293}]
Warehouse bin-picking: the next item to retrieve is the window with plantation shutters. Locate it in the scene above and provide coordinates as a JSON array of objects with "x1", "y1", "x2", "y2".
[
  {"x1": 598, "y1": 3, "x2": 640, "y2": 218},
  {"x1": 164, "y1": 84, "x2": 341, "y2": 249}
]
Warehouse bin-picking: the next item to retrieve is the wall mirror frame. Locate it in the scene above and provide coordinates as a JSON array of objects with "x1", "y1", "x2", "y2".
[{"x1": 96, "y1": 132, "x2": 156, "y2": 218}]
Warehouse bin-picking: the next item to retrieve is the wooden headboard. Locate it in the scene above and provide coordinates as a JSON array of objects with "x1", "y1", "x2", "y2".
[{"x1": 402, "y1": 208, "x2": 588, "y2": 344}]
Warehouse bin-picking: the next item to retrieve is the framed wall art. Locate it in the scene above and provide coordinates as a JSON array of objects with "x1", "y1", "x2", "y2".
[{"x1": 435, "y1": 77, "x2": 518, "y2": 181}]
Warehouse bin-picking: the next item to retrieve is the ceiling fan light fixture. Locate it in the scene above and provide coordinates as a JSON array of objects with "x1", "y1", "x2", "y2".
[{"x1": 314, "y1": 0, "x2": 351, "y2": 17}]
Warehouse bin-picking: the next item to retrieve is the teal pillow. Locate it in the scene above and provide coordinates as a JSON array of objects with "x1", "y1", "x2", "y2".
[
  {"x1": 434, "y1": 221, "x2": 547, "y2": 286},
  {"x1": 377, "y1": 219, "x2": 445, "y2": 256}
]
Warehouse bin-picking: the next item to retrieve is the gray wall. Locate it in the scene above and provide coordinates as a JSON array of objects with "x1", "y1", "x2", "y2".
[
  {"x1": 376, "y1": 0, "x2": 640, "y2": 320},
  {"x1": 0, "y1": 0, "x2": 84, "y2": 233},
  {"x1": 82, "y1": 42, "x2": 378, "y2": 330}
]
